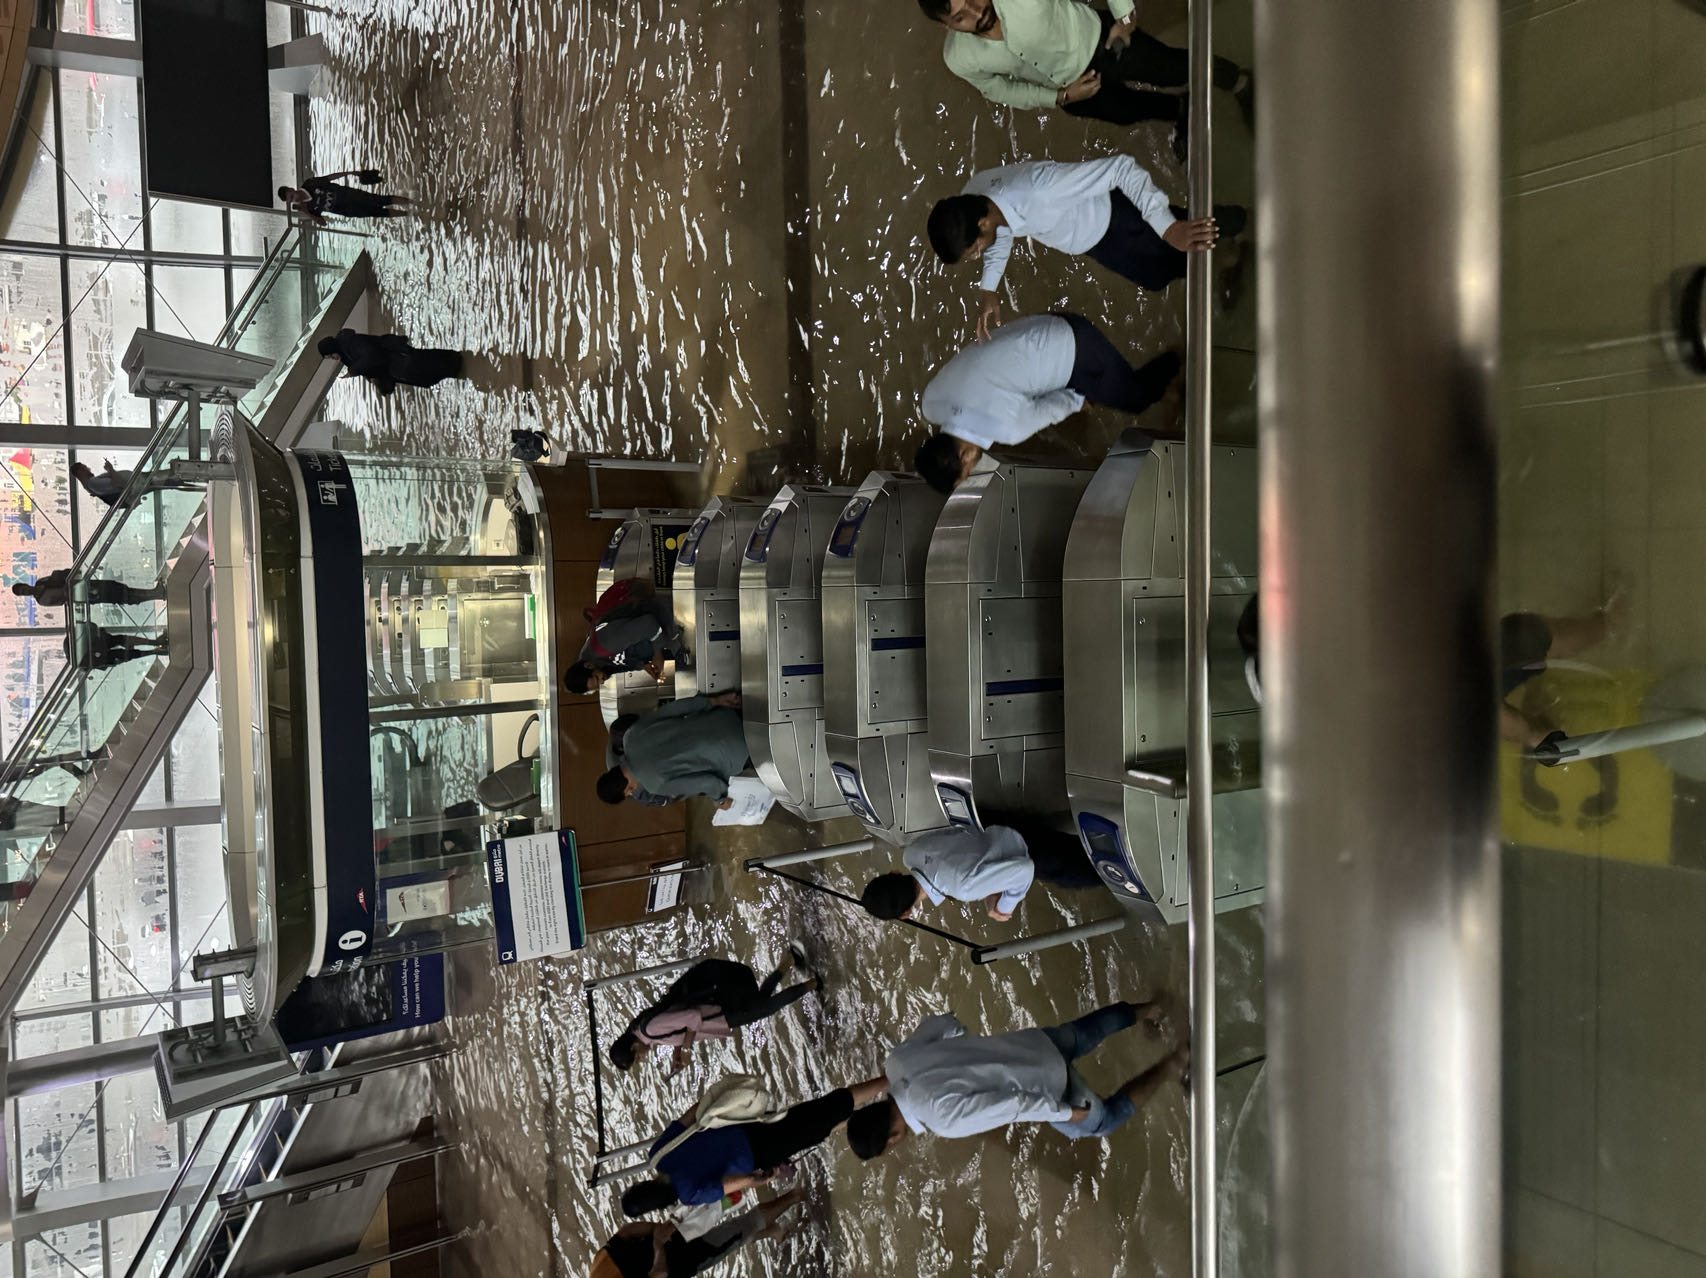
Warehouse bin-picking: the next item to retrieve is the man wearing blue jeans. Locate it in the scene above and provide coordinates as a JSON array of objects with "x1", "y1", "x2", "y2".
[{"x1": 843, "y1": 1002, "x2": 1189, "y2": 1158}]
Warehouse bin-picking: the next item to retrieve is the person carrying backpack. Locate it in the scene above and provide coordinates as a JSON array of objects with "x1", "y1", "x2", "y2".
[
  {"x1": 566, "y1": 577, "x2": 690, "y2": 694},
  {"x1": 620, "y1": 1073, "x2": 889, "y2": 1211},
  {"x1": 608, "y1": 951, "x2": 822, "y2": 1074}
]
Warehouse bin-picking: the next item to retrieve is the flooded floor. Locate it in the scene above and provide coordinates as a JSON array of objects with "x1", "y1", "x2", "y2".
[{"x1": 301, "y1": 0, "x2": 1267, "y2": 1273}]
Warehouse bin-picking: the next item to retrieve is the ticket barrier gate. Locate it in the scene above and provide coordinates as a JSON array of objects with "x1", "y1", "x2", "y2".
[
  {"x1": 739, "y1": 485, "x2": 854, "y2": 822},
  {"x1": 821, "y1": 473, "x2": 948, "y2": 843},
  {"x1": 924, "y1": 462, "x2": 1093, "y2": 827},
  {"x1": 671, "y1": 496, "x2": 768, "y2": 699},
  {"x1": 593, "y1": 509, "x2": 695, "y2": 726},
  {"x1": 1062, "y1": 432, "x2": 1264, "y2": 922}
]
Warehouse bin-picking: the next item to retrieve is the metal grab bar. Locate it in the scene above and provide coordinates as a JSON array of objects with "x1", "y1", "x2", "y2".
[
  {"x1": 1258, "y1": 0, "x2": 1502, "y2": 1269},
  {"x1": 1183, "y1": 2, "x2": 1218, "y2": 1277}
]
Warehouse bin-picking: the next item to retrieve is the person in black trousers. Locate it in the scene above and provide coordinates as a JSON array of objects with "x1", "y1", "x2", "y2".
[
  {"x1": 318, "y1": 329, "x2": 466, "y2": 396},
  {"x1": 64, "y1": 623, "x2": 167, "y2": 671},
  {"x1": 608, "y1": 953, "x2": 822, "y2": 1073}
]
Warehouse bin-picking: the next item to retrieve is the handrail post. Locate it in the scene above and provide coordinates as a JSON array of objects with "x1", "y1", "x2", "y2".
[
  {"x1": 1259, "y1": 0, "x2": 1502, "y2": 1265},
  {"x1": 1184, "y1": 0, "x2": 1217, "y2": 1276}
]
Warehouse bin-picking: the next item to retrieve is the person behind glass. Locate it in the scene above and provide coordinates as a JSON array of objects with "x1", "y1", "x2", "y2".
[
  {"x1": 928, "y1": 155, "x2": 1246, "y2": 341},
  {"x1": 11, "y1": 569, "x2": 164, "y2": 609},
  {"x1": 621, "y1": 1076, "x2": 889, "y2": 1213},
  {"x1": 565, "y1": 581, "x2": 688, "y2": 694},
  {"x1": 912, "y1": 312, "x2": 1182, "y2": 494},
  {"x1": 592, "y1": 1188, "x2": 807, "y2": 1278},
  {"x1": 71, "y1": 460, "x2": 203, "y2": 510},
  {"x1": 317, "y1": 329, "x2": 466, "y2": 396},
  {"x1": 1500, "y1": 589, "x2": 1626, "y2": 747},
  {"x1": 921, "y1": 0, "x2": 1252, "y2": 145},
  {"x1": 844, "y1": 1004, "x2": 1185, "y2": 1159},
  {"x1": 860, "y1": 817, "x2": 1102, "y2": 923},
  {"x1": 0, "y1": 796, "x2": 67, "y2": 833},
  {"x1": 63, "y1": 622, "x2": 167, "y2": 671},
  {"x1": 608, "y1": 950, "x2": 822, "y2": 1076},
  {"x1": 596, "y1": 692, "x2": 749, "y2": 809},
  {"x1": 277, "y1": 169, "x2": 414, "y2": 225}
]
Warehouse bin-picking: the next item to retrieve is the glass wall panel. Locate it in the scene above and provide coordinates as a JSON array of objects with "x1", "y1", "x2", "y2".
[
  {"x1": 15, "y1": 910, "x2": 92, "y2": 1007},
  {"x1": 92, "y1": 828, "x2": 172, "y2": 1000},
  {"x1": 57, "y1": 74, "x2": 143, "y2": 251},
  {"x1": 149, "y1": 199, "x2": 224, "y2": 257},
  {"x1": 0, "y1": 635, "x2": 70, "y2": 759},
  {"x1": 171, "y1": 824, "x2": 231, "y2": 972},
  {"x1": 99, "y1": 1072, "x2": 175, "y2": 1182},
  {"x1": 167, "y1": 687, "x2": 222, "y2": 803},
  {"x1": 66, "y1": 260, "x2": 150, "y2": 431},
  {"x1": 58, "y1": 0, "x2": 138, "y2": 38},
  {"x1": 0, "y1": 84, "x2": 62, "y2": 243},
  {"x1": 27, "y1": 1225, "x2": 102, "y2": 1278},
  {"x1": 150, "y1": 266, "x2": 230, "y2": 345},
  {"x1": 0, "y1": 447, "x2": 74, "y2": 627},
  {"x1": 1, "y1": 254, "x2": 70, "y2": 423},
  {"x1": 16, "y1": 1081, "x2": 100, "y2": 1192}
]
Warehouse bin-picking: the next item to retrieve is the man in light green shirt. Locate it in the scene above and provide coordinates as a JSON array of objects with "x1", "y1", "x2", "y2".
[{"x1": 921, "y1": 0, "x2": 1250, "y2": 143}]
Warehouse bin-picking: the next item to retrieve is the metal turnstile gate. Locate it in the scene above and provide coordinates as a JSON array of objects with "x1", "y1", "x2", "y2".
[
  {"x1": 592, "y1": 509, "x2": 695, "y2": 726},
  {"x1": 821, "y1": 472, "x2": 948, "y2": 842},
  {"x1": 925, "y1": 462, "x2": 1093, "y2": 826},
  {"x1": 738, "y1": 484, "x2": 854, "y2": 823},
  {"x1": 1062, "y1": 431, "x2": 1263, "y2": 920},
  {"x1": 671, "y1": 496, "x2": 768, "y2": 699}
]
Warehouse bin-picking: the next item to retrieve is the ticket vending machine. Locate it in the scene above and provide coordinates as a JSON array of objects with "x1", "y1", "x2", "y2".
[
  {"x1": 593, "y1": 510, "x2": 694, "y2": 726},
  {"x1": 671, "y1": 496, "x2": 769, "y2": 699},
  {"x1": 738, "y1": 485, "x2": 855, "y2": 823},
  {"x1": 821, "y1": 473, "x2": 948, "y2": 842},
  {"x1": 1062, "y1": 431, "x2": 1263, "y2": 921},
  {"x1": 924, "y1": 462, "x2": 1093, "y2": 827}
]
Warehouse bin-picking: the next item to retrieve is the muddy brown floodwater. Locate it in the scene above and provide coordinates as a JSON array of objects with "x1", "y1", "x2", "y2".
[{"x1": 304, "y1": 0, "x2": 1269, "y2": 1271}]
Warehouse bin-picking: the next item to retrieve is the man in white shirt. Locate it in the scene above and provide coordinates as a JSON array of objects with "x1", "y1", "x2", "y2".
[
  {"x1": 843, "y1": 1004, "x2": 1186, "y2": 1157},
  {"x1": 913, "y1": 311, "x2": 1181, "y2": 493},
  {"x1": 860, "y1": 820, "x2": 1103, "y2": 922},
  {"x1": 928, "y1": 156, "x2": 1248, "y2": 340},
  {"x1": 919, "y1": 0, "x2": 1252, "y2": 139}
]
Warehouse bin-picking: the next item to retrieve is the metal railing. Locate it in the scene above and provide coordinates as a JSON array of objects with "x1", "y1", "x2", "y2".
[{"x1": 1183, "y1": 2, "x2": 1218, "y2": 1275}]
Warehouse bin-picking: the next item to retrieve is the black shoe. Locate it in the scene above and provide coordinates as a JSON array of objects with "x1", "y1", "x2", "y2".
[{"x1": 1171, "y1": 94, "x2": 1190, "y2": 164}]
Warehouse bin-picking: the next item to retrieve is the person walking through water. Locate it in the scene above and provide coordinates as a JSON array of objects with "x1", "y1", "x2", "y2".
[
  {"x1": 278, "y1": 169, "x2": 414, "y2": 224},
  {"x1": 609, "y1": 950, "x2": 822, "y2": 1074},
  {"x1": 12, "y1": 570, "x2": 164, "y2": 609},
  {"x1": 318, "y1": 329, "x2": 466, "y2": 395}
]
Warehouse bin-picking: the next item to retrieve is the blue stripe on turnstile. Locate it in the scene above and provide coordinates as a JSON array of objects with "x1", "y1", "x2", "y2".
[
  {"x1": 870, "y1": 636, "x2": 925, "y2": 651},
  {"x1": 781, "y1": 664, "x2": 824, "y2": 677},
  {"x1": 985, "y1": 677, "x2": 1065, "y2": 696},
  {"x1": 707, "y1": 630, "x2": 740, "y2": 642}
]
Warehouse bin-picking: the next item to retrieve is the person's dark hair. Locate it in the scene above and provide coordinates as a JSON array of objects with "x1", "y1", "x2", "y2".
[
  {"x1": 608, "y1": 1031, "x2": 640, "y2": 1071},
  {"x1": 861, "y1": 872, "x2": 921, "y2": 920},
  {"x1": 316, "y1": 336, "x2": 342, "y2": 359},
  {"x1": 846, "y1": 1100, "x2": 899, "y2": 1160},
  {"x1": 564, "y1": 661, "x2": 597, "y2": 694},
  {"x1": 916, "y1": 0, "x2": 953, "y2": 20},
  {"x1": 596, "y1": 767, "x2": 629, "y2": 806},
  {"x1": 10, "y1": 582, "x2": 29, "y2": 596},
  {"x1": 277, "y1": 185, "x2": 293, "y2": 201},
  {"x1": 926, "y1": 195, "x2": 989, "y2": 265},
  {"x1": 915, "y1": 434, "x2": 964, "y2": 496},
  {"x1": 620, "y1": 1178, "x2": 680, "y2": 1218}
]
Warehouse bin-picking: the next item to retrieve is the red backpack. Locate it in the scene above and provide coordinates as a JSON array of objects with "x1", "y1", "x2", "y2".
[{"x1": 583, "y1": 578, "x2": 656, "y2": 659}]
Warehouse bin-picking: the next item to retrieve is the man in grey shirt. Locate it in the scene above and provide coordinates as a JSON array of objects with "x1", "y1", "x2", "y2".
[
  {"x1": 11, "y1": 571, "x2": 164, "y2": 609},
  {"x1": 597, "y1": 692, "x2": 750, "y2": 807},
  {"x1": 564, "y1": 590, "x2": 688, "y2": 694},
  {"x1": 860, "y1": 819, "x2": 1103, "y2": 922},
  {"x1": 844, "y1": 1004, "x2": 1186, "y2": 1156}
]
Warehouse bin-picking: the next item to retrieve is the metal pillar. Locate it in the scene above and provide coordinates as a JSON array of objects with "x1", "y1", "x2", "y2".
[{"x1": 1260, "y1": 0, "x2": 1502, "y2": 1265}]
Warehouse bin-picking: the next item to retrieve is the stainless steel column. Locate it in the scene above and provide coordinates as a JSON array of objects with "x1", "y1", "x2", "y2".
[{"x1": 1258, "y1": 0, "x2": 1501, "y2": 1269}]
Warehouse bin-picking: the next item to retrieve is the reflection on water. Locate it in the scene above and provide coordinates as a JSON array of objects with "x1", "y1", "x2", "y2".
[{"x1": 302, "y1": 0, "x2": 1265, "y2": 1271}]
